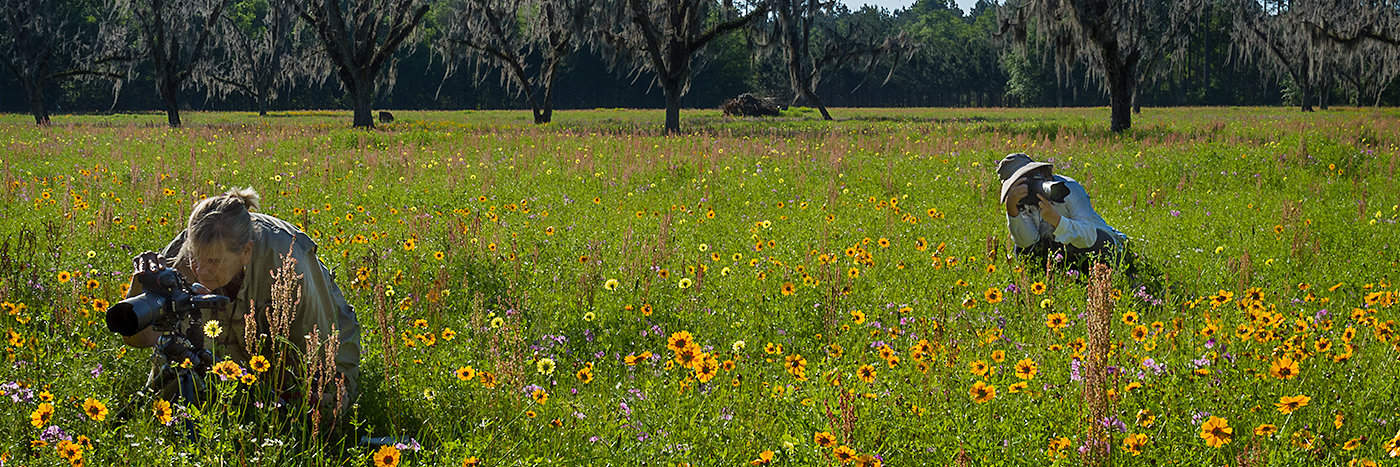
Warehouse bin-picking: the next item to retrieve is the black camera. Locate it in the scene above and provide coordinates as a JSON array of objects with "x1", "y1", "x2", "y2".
[
  {"x1": 106, "y1": 268, "x2": 230, "y2": 337},
  {"x1": 107, "y1": 267, "x2": 231, "y2": 434},
  {"x1": 1017, "y1": 174, "x2": 1070, "y2": 209}
]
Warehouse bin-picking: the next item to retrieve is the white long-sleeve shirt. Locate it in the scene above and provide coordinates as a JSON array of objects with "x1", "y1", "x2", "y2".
[{"x1": 1006, "y1": 175, "x2": 1126, "y2": 251}]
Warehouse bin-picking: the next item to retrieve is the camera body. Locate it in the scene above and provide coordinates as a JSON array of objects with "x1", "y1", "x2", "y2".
[
  {"x1": 1016, "y1": 173, "x2": 1070, "y2": 210},
  {"x1": 106, "y1": 268, "x2": 230, "y2": 337}
]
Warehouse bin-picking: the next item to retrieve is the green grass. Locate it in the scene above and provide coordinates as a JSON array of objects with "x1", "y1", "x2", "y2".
[{"x1": 1, "y1": 106, "x2": 1399, "y2": 465}]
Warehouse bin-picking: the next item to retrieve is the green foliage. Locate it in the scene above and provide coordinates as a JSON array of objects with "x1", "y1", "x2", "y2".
[{"x1": 1, "y1": 108, "x2": 1399, "y2": 465}]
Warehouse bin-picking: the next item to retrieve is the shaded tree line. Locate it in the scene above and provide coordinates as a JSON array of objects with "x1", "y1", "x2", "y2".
[{"x1": 2, "y1": 0, "x2": 1398, "y2": 132}]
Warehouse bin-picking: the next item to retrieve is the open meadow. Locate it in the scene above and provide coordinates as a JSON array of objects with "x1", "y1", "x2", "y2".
[{"x1": 2, "y1": 106, "x2": 1400, "y2": 465}]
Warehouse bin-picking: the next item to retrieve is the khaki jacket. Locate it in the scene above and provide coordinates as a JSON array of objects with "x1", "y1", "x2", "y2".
[{"x1": 127, "y1": 213, "x2": 360, "y2": 410}]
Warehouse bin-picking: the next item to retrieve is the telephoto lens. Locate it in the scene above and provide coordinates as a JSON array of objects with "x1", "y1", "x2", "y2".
[
  {"x1": 106, "y1": 268, "x2": 183, "y2": 336},
  {"x1": 106, "y1": 292, "x2": 167, "y2": 336}
]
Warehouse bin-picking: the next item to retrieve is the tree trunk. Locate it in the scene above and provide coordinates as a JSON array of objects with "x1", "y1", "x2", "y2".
[
  {"x1": 159, "y1": 75, "x2": 182, "y2": 127},
  {"x1": 351, "y1": 82, "x2": 374, "y2": 128},
  {"x1": 524, "y1": 84, "x2": 547, "y2": 124},
  {"x1": 810, "y1": 93, "x2": 832, "y2": 120},
  {"x1": 798, "y1": 83, "x2": 832, "y2": 120},
  {"x1": 1300, "y1": 83, "x2": 1314, "y2": 112},
  {"x1": 537, "y1": 81, "x2": 554, "y2": 124},
  {"x1": 1108, "y1": 71, "x2": 1135, "y2": 132},
  {"x1": 22, "y1": 77, "x2": 50, "y2": 126},
  {"x1": 257, "y1": 93, "x2": 268, "y2": 117},
  {"x1": 663, "y1": 80, "x2": 681, "y2": 134},
  {"x1": 1319, "y1": 81, "x2": 1329, "y2": 110},
  {"x1": 1132, "y1": 86, "x2": 1141, "y2": 115}
]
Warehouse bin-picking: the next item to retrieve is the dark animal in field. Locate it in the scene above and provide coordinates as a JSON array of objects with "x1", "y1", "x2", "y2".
[
  {"x1": 379, "y1": 111, "x2": 395, "y2": 124},
  {"x1": 721, "y1": 94, "x2": 780, "y2": 117}
]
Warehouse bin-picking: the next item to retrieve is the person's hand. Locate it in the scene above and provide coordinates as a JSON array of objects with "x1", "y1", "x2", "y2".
[
  {"x1": 132, "y1": 251, "x2": 167, "y2": 276},
  {"x1": 1037, "y1": 194, "x2": 1061, "y2": 228},
  {"x1": 1005, "y1": 181, "x2": 1029, "y2": 217}
]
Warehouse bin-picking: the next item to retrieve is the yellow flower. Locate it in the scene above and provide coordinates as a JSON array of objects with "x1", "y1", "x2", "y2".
[
  {"x1": 1276, "y1": 394, "x2": 1310, "y2": 414},
  {"x1": 212, "y1": 360, "x2": 243, "y2": 380},
  {"x1": 373, "y1": 445, "x2": 401, "y2": 467},
  {"x1": 82, "y1": 397, "x2": 108, "y2": 421},
  {"x1": 55, "y1": 439, "x2": 83, "y2": 462},
  {"x1": 537, "y1": 358, "x2": 555, "y2": 375},
  {"x1": 667, "y1": 331, "x2": 694, "y2": 353},
  {"x1": 857, "y1": 364, "x2": 876, "y2": 383},
  {"x1": 604, "y1": 279, "x2": 619, "y2": 291},
  {"x1": 1270, "y1": 356, "x2": 1300, "y2": 379},
  {"x1": 1254, "y1": 423, "x2": 1278, "y2": 437},
  {"x1": 153, "y1": 399, "x2": 173, "y2": 425},
  {"x1": 832, "y1": 445, "x2": 857, "y2": 463},
  {"x1": 576, "y1": 365, "x2": 594, "y2": 383},
  {"x1": 969, "y1": 380, "x2": 996, "y2": 403},
  {"x1": 203, "y1": 320, "x2": 222, "y2": 338},
  {"x1": 30, "y1": 402, "x2": 54, "y2": 427},
  {"x1": 531, "y1": 388, "x2": 548, "y2": 404},
  {"x1": 983, "y1": 287, "x2": 1003, "y2": 304},
  {"x1": 1200, "y1": 416, "x2": 1232, "y2": 448},
  {"x1": 1122, "y1": 433, "x2": 1148, "y2": 456},
  {"x1": 1014, "y1": 358, "x2": 1038, "y2": 380},
  {"x1": 249, "y1": 355, "x2": 271, "y2": 373}
]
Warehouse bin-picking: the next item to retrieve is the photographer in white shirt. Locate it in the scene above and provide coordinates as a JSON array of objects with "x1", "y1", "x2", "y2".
[{"x1": 997, "y1": 153, "x2": 1126, "y2": 261}]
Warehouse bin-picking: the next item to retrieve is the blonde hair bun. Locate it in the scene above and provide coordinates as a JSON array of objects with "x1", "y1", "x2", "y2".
[{"x1": 225, "y1": 187, "x2": 261, "y2": 211}]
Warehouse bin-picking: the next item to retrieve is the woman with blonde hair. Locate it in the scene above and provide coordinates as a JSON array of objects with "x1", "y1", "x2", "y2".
[{"x1": 119, "y1": 187, "x2": 360, "y2": 426}]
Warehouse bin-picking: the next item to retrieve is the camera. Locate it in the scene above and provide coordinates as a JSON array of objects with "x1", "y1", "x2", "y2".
[
  {"x1": 107, "y1": 267, "x2": 231, "y2": 433},
  {"x1": 106, "y1": 268, "x2": 230, "y2": 337},
  {"x1": 1017, "y1": 173, "x2": 1070, "y2": 209}
]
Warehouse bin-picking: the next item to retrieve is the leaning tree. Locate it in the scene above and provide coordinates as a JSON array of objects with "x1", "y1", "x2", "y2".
[
  {"x1": 998, "y1": 0, "x2": 1201, "y2": 132},
  {"x1": 0, "y1": 0, "x2": 125, "y2": 125},
  {"x1": 296, "y1": 0, "x2": 429, "y2": 128},
  {"x1": 596, "y1": 0, "x2": 770, "y2": 134},
  {"x1": 756, "y1": 1, "x2": 912, "y2": 120},
  {"x1": 436, "y1": 0, "x2": 596, "y2": 124},
  {"x1": 198, "y1": 0, "x2": 326, "y2": 116}
]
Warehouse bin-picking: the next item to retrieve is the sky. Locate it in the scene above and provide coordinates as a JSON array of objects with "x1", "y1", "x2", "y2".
[{"x1": 843, "y1": 0, "x2": 981, "y2": 13}]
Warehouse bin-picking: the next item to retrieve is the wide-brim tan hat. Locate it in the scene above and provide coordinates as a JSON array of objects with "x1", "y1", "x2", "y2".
[{"x1": 996, "y1": 153, "x2": 1052, "y2": 204}]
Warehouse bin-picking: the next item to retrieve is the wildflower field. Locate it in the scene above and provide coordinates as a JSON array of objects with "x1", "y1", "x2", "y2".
[{"x1": 2, "y1": 106, "x2": 1399, "y2": 466}]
